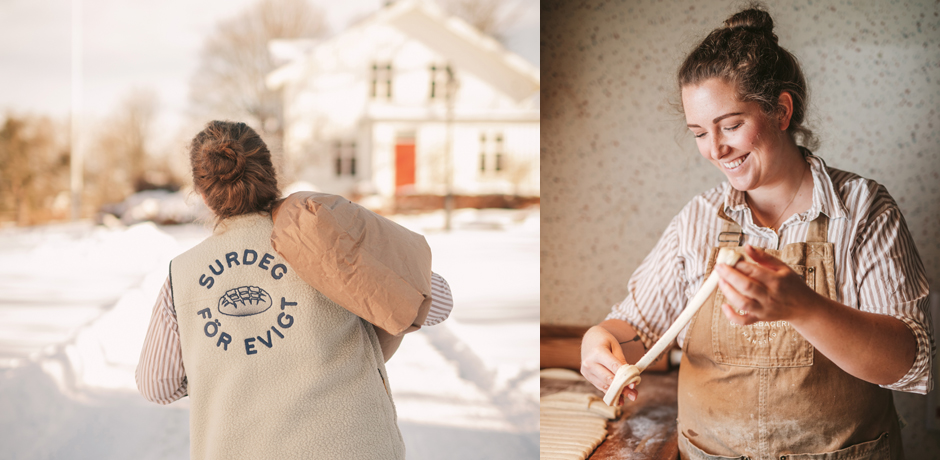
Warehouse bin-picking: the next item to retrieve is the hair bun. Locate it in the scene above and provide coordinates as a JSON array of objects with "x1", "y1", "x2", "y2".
[
  {"x1": 724, "y1": 8, "x2": 777, "y2": 44},
  {"x1": 203, "y1": 140, "x2": 247, "y2": 183}
]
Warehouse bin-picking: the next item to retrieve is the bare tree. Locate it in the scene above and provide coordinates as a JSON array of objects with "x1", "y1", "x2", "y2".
[
  {"x1": 439, "y1": 0, "x2": 524, "y2": 42},
  {"x1": 82, "y1": 88, "x2": 187, "y2": 218},
  {"x1": 0, "y1": 115, "x2": 70, "y2": 225},
  {"x1": 85, "y1": 127, "x2": 135, "y2": 209},
  {"x1": 88, "y1": 89, "x2": 160, "y2": 195},
  {"x1": 120, "y1": 89, "x2": 158, "y2": 189},
  {"x1": 189, "y1": 0, "x2": 328, "y2": 148}
]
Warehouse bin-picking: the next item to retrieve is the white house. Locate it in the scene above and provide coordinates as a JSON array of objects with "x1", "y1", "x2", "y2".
[{"x1": 266, "y1": 0, "x2": 540, "y2": 206}]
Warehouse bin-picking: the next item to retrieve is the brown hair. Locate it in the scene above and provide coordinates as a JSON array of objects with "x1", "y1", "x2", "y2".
[
  {"x1": 678, "y1": 5, "x2": 818, "y2": 150},
  {"x1": 189, "y1": 120, "x2": 280, "y2": 220}
]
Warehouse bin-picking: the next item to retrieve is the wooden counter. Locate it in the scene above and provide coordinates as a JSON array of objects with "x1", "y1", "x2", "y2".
[{"x1": 541, "y1": 370, "x2": 679, "y2": 460}]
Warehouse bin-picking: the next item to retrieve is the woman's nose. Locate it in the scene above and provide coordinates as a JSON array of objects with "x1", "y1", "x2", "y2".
[{"x1": 710, "y1": 134, "x2": 730, "y2": 159}]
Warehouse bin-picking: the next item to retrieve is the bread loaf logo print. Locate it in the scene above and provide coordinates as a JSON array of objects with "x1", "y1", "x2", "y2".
[
  {"x1": 217, "y1": 285, "x2": 273, "y2": 317},
  {"x1": 194, "y1": 249, "x2": 297, "y2": 355}
]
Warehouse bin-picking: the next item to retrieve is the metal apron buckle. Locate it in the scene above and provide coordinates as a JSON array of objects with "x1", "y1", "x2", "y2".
[{"x1": 718, "y1": 231, "x2": 744, "y2": 246}]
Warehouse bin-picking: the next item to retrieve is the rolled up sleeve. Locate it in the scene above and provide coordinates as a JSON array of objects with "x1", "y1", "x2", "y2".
[
  {"x1": 889, "y1": 309, "x2": 934, "y2": 393},
  {"x1": 424, "y1": 272, "x2": 453, "y2": 326}
]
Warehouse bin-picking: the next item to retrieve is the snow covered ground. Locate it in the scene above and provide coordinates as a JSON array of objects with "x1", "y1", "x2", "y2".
[{"x1": 0, "y1": 207, "x2": 539, "y2": 459}]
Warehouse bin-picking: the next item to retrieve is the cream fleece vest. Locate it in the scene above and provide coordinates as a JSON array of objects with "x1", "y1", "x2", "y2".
[{"x1": 171, "y1": 213, "x2": 405, "y2": 460}]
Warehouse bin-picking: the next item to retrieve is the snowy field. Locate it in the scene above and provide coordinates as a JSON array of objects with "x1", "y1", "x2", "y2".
[{"x1": 0, "y1": 208, "x2": 539, "y2": 459}]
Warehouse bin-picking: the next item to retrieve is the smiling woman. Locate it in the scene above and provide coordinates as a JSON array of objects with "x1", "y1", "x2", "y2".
[
  {"x1": 682, "y1": 78, "x2": 813, "y2": 232},
  {"x1": 577, "y1": 4, "x2": 933, "y2": 460},
  {"x1": 676, "y1": 8, "x2": 816, "y2": 234}
]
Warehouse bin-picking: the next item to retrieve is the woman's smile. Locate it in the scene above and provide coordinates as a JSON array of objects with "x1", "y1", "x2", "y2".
[{"x1": 721, "y1": 153, "x2": 749, "y2": 171}]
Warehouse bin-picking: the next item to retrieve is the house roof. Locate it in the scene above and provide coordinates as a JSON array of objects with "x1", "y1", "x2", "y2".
[{"x1": 267, "y1": 0, "x2": 539, "y2": 103}]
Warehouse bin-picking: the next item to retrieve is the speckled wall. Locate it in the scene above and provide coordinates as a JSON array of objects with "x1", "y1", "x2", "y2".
[{"x1": 542, "y1": 0, "x2": 940, "y2": 453}]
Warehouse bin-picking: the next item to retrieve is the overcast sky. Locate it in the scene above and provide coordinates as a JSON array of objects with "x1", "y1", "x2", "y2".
[{"x1": 0, "y1": 0, "x2": 538, "y2": 145}]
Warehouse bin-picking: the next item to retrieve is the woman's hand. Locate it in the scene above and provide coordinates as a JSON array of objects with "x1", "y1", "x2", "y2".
[
  {"x1": 580, "y1": 324, "x2": 638, "y2": 404},
  {"x1": 714, "y1": 245, "x2": 818, "y2": 325}
]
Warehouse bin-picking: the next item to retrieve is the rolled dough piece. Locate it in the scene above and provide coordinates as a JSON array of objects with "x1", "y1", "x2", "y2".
[
  {"x1": 539, "y1": 438, "x2": 600, "y2": 449},
  {"x1": 540, "y1": 417, "x2": 606, "y2": 426},
  {"x1": 540, "y1": 414, "x2": 607, "y2": 425},
  {"x1": 540, "y1": 406, "x2": 617, "y2": 421},
  {"x1": 540, "y1": 413, "x2": 606, "y2": 423},
  {"x1": 540, "y1": 422, "x2": 606, "y2": 433},
  {"x1": 541, "y1": 391, "x2": 621, "y2": 419},
  {"x1": 540, "y1": 433, "x2": 604, "y2": 446},
  {"x1": 540, "y1": 453, "x2": 581, "y2": 460},
  {"x1": 540, "y1": 368, "x2": 586, "y2": 381},
  {"x1": 540, "y1": 421, "x2": 607, "y2": 432},
  {"x1": 540, "y1": 444, "x2": 593, "y2": 457}
]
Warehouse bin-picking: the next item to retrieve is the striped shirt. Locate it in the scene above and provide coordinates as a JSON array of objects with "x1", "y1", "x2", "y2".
[
  {"x1": 137, "y1": 271, "x2": 453, "y2": 405},
  {"x1": 606, "y1": 154, "x2": 934, "y2": 394}
]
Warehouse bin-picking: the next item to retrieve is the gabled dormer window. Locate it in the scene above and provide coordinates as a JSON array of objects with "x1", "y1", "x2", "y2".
[
  {"x1": 480, "y1": 133, "x2": 506, "y2": 174},
  {"x1": 334, "y1": 141, "x2": 357, "y2": 177},
  {"x1": 429, "y1": 64, "x2": 453, "y2": 99},
  {"x1": 479, "y1": 132, "x2": 505, "y2": 174},
  {"x1": 371, "y1": 62, "x2": 393, "y2": 99}
]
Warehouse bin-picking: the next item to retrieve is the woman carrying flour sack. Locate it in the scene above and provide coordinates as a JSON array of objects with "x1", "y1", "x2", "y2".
[
  {"x1": 136, "y1": 121, "x2": 453, "y2": 460},
  {"x1": 580, "y1": 6, "x2": 932, "y2": 459}
]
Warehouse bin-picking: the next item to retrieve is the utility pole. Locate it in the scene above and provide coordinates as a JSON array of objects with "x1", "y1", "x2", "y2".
[
  {"x1": 443, "y1": 64, "x2": 458, "y2": 231},
  {"x1": 70, "y1": 0, "x2": 84, "y2": 221}
]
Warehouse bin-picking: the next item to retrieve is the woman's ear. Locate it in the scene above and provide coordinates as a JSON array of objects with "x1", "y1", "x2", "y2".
[{"x1": 777, "y1": 91, "x2": 794, "y2": 131}]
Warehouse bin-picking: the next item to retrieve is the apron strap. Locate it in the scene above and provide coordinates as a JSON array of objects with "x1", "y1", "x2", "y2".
[
  {"x1": 806, "y1": 213, "x2": 829, "y2": 243},
  {"x1": 716, "y1": 207, "x2": 744, "y2": 247}
]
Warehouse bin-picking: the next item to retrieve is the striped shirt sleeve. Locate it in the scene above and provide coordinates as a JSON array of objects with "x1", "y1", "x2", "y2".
[
  {"x1": 851, "y1": 187, "x2": 933, "y2": 394},
  {"x1": 424, "y1": 272, "x2": 453, "y2": 326},
  {"x1": 136, "y1": 276, "x2": 187, "y2": 405}
]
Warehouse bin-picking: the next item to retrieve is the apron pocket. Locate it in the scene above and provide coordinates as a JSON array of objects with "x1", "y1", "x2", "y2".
[
  {"x1": 679, "y1": 432, "x2": 749, "y2": 460},
  {"x1": 711, "y1": 265, "x2": 814, "y2": 368},
  {"x1": 782, "y1": 432, "x2": 890, "y2": 460}
]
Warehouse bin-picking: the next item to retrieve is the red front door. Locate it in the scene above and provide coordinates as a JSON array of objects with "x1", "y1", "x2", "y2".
[{"x1": 395, "y1": 142, "x2": 416, "y2": 192}]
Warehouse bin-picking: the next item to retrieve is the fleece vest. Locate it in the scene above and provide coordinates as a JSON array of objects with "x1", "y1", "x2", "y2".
[{"x1": 171, "y1": 213, "x2": 405, "y2": 460}]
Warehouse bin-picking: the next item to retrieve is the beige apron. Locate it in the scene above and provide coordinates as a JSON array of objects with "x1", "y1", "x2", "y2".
[{"x1": 676, "y1": 211, "x2": 903, "y2": 460}]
